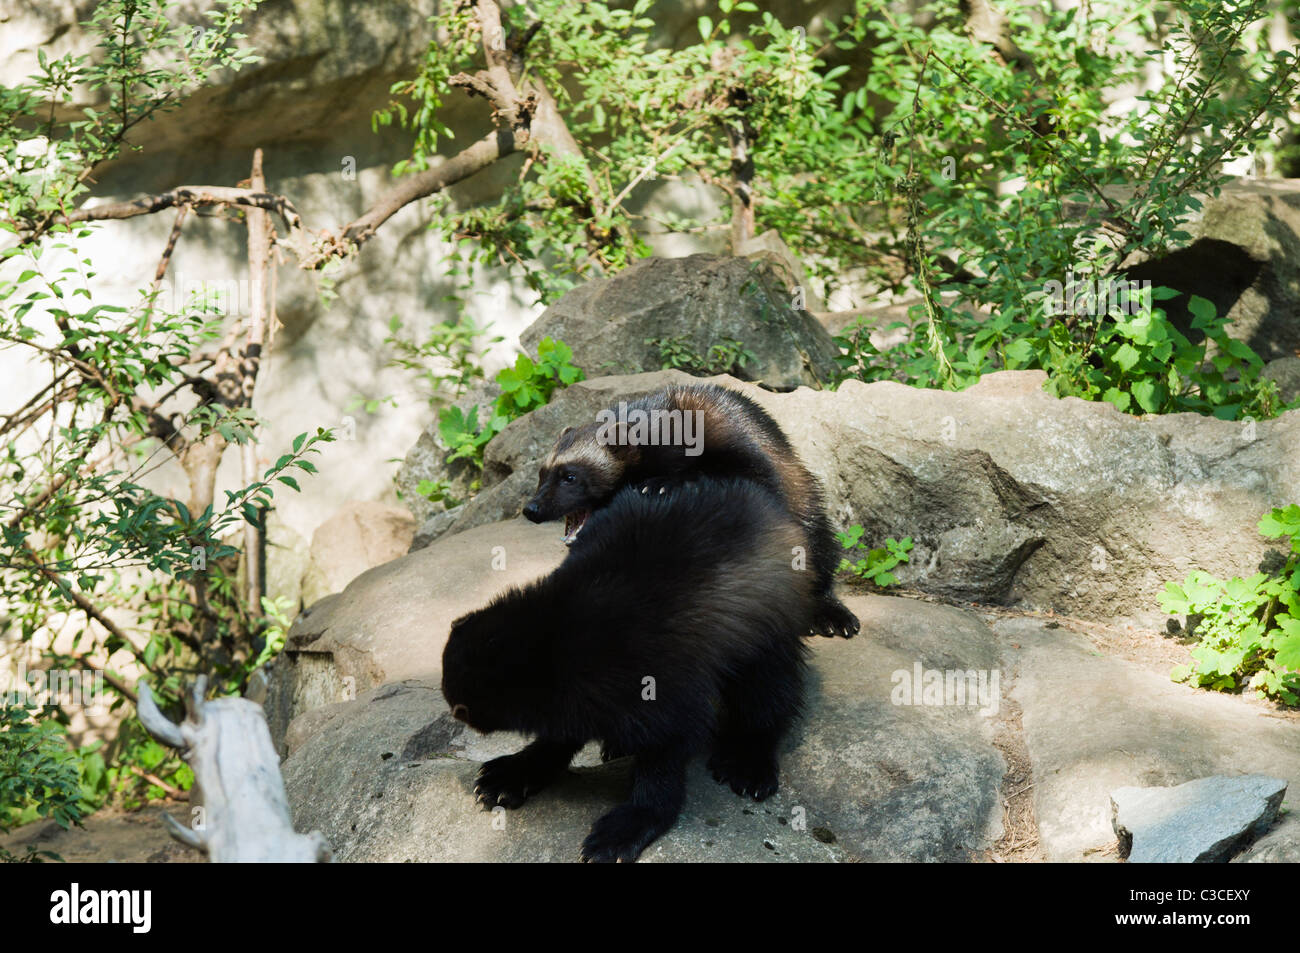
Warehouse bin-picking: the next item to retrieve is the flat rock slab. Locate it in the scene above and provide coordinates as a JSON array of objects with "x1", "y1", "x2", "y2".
[
  {"x1": 282, "y1": 595, "x2": 1006, "y2": 862},
  {"x1": 1000, "y1": 616, "x2": 1300, "y2": 861},
  {"x1": 1111, "y1": 775, "x2": 1287, "y2": 863}
]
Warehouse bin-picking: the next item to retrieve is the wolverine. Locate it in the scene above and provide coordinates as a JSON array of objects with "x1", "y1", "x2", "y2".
[
  {"x1": 443, "y1": 476, "x2": 814, "y2": 863},
  {"x1": 522, "y1": 383, "x2": 859, "y2": 639}
]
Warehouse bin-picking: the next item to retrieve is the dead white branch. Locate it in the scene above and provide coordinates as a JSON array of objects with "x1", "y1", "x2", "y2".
[{"x1": 137, "y1": 676, "x2": 330, "y2": 863}]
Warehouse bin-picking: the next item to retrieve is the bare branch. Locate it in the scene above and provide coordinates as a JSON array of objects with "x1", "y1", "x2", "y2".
[
  {"x1": 136, "y1": 678, "x2": 332, "y2": 862},
  {"x1": 326, "y1": 128, "x2": 528, "y2": 258}
]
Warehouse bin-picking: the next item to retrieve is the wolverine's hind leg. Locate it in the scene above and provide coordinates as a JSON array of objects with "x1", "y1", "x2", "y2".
[
  {"x1": 808, "y1": 511, "x2": 860, "y2": 638},
  {"x1": 708, "y1": 650, "x2": 804, "y2": 800},
  {"x1": 474, "y1": 738, "x2": 581, "y2": 810},
  {"x1": 813, "y1": 593, "x2": 860, "y2": 639},
  {"x1": 581, "y1": 743, "x2": 689, "y2": 863}
]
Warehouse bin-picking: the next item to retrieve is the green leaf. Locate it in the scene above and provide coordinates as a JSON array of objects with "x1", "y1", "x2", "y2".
[
  {"x1": 1101, "y1": 387, "x2": 1130, "y2": 412},
  {"x1": 1130, "y1": 378, "x2": 1162, "y2": 414},
  {"x1": 1111, "y1": 342, "x2": 1140, "y2": 373}
]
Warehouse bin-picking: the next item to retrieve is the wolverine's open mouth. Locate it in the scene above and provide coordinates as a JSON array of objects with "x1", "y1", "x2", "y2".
[{"x1": 562, "y1": 509, "x2": 591, "y2": 545}]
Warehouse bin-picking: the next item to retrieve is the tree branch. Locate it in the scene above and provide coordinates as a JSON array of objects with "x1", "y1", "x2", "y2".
[{"x1": 325, "y1": 128, "x2": 528, "y2": 259}]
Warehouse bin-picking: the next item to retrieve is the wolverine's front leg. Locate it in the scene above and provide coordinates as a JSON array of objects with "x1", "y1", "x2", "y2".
[{"x1": 474, "y1": 738, "x2": 582, "y2": 810}]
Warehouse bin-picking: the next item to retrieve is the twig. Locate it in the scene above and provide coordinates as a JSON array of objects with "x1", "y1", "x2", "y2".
[{"x1": 128, "y1": 764, "x2": 188, "y2": 800}]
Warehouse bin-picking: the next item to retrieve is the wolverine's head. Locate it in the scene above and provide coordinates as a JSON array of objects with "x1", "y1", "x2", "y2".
[
  {"x1": 522, "y1": 424, "x2": 623, "y2": 543},
  {"x1": 441, "y1": 599, "x2": 552, "y2": 734}
]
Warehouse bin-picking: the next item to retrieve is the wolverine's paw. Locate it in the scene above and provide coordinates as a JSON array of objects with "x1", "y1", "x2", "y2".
[
  {"x1": 580, "y1": 805, "x2": 670, "y2": 863},
  {"x1": 811, "y1": 597, "x2": 860, "y2": 639},
  {"x1": 473, "y1": 753, "x2": 551, "y2": 810},
  {"x1": 635, "y1": 476, "x2": 677, "y2": 497},
  {"x1": 708, "y1": 752, "x2": 780, "y2": 801}
]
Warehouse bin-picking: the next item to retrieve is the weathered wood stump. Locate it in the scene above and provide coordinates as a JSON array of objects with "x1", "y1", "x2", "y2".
[{"x1": 137, "y1": 675, "x2": 330, "y2": 863}]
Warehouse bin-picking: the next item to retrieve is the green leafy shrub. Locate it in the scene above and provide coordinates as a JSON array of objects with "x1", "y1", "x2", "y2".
[
  {"x1": 836, "y1": 526, "x2": 913, "y2": 587},
  {"x1": 438, "y1": 337, "x2": 585, "y2": 472},
  {"x1": 0, "y1": 0, "x2": 342, "y2": 809},
  {"x1": 827, "y1": 0, "x2": 1295, "y2": 420},
  {"x1": 1, "y1": 702, "x2": 87, "y2": 861},
  {"x1": 1158, "y1": 505, "x2": 1300, "y2": 704},
  {"x1": 381, "y1": 0, "x2": 1295, "y2": 417},
  {"x1": 837, "y1": 288, "x2": 1289, "y2": 421}
]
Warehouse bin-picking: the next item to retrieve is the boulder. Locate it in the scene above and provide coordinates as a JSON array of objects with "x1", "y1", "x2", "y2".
[
  {"x1": 1117, "y1": 180, "x2": 1300, "y2": 359},
  {"x1": 409, "y1": 505, "x2": 465, "y2": 553},
  {"x1": 300, "y1": 501, "x2": 417, "y2": 609},
  {"x1": 399, "y1": 368, "x2": 1299, "y2": 624},
  {"x1": 519, "y1": 254, "x2": 842, "y2": 391},
  {"x1": 736, "y1": 230, "x2": 825, "y2": 311},
  {"x1": 280, "y1": 595, "x2": 1006, "y2": 862},
  {"x1": 279, "y1": 517, "x2": 568, "y2": 719},
  {"x1": 1263, "y1": 356, "x2": 1300, "y2": 406},
  {"x1": 1110, "y1": 775, "x2": 1287, "y2": 863}
]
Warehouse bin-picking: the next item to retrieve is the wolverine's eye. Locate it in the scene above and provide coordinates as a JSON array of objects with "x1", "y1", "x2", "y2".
[{"x1": 562, "y1": 471, "x2": 576, "y2": 484}]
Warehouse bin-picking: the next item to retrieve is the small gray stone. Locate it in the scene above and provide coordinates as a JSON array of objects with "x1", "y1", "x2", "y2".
[{"x1": 1111, "y1": 775, "x2": 1287, "y2": 863}]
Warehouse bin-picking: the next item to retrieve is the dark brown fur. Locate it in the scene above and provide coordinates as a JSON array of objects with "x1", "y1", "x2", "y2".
[
  {"x1": 444, "y1": 476, "x2": 814, "y2": 862},
  {"x1": 522, "y1": 383, "x2": 858, "y2": 638}
]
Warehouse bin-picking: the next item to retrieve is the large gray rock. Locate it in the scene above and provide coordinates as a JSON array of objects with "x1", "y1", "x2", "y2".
[
  {"x1": 520, "y1": 254, "x2": 842, "y2": 391},
  {"x1": 1264, "y1": 356, "x2": 1300, "y2": 406},
  {"x1": 281, "y1": 595, "x2": 1006, "y2": 862},
  {"x1": 300, "y1": 501, "x2": 416, "y2": 608},
  {"x1": 1111, "y1": 775, "x2": 1287, "y2": 863},
  {"x1": 279, "y1": 517, "x2": 568, "y2": 714},
  {"x1": 404, "y1": 368, "x2": 1300, "y2": 625},
  {"x1": 1177, "y1": 180, "x2": 1300, "y2": 360},
  {"x1": 1062, "y1": 181, "x2": 1300, "y2": 360}
]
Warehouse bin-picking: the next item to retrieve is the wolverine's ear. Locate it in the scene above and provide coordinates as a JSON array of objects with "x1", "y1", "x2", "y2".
[{"x1": 559, "y1": 425, "x2": 574, "y2": 439}]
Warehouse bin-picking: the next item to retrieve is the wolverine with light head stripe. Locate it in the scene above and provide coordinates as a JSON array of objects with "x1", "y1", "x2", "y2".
[{"x1": 523, "y1": 382, "x2": 859, "y2": 638}]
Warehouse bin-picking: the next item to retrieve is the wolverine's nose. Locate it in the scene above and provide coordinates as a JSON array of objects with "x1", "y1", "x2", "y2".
[
  {"x1": 451, "y1": 704, "x2": 470, "y2": 722},
  {"x1": 522, "y1": 501, "x2": 542, "y2": 522}
]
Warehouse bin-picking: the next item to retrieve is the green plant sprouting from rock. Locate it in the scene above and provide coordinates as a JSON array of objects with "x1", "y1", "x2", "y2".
[
  {"x1": 1159, "y1": 505, "x2": 1300, "y2": 704},
  {"x1": 836, "y1": 526, "x2": 913, "y2": 588}
]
